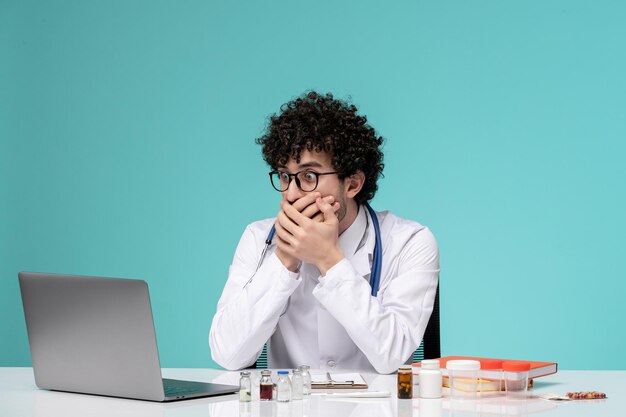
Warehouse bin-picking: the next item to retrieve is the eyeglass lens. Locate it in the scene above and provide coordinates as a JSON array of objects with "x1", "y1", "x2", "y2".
[{"x1": 271, "y1": 171, "x2": 319, "y2": 192}]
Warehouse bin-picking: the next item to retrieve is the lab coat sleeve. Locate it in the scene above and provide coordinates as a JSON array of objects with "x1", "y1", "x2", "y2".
[
  {"x1": 312, "y1": 227, "x2": 439, "y2": 374},
  {"x1": 209, "y1": 224, "x2": 302, "y2": 370}
]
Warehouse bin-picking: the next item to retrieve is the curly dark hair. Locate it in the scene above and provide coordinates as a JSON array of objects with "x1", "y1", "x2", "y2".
[{"x1": 256, "y1": 91, "x2": 384, "y2": 204}]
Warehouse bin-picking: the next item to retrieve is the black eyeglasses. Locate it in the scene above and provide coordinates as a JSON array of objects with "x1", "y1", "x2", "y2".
[{"x1": 269, "y1": 170, "x2": 339, "y2": 192}]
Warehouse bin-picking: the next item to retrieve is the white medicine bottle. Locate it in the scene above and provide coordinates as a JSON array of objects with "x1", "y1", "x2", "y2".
[
  {"x1": 276, "y1": 371, "x2": 292, "y2": 402},
  {"x1": 419, "y1": 359, "x2": 442, "y2": 399}
]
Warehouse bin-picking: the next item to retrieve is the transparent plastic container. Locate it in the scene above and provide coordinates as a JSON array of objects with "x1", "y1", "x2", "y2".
[
  {"x1": 446, "y1": 360, "x2": 480, "y2": 399},
  {"x1": 503, "y1": 361, "x2": 531, "y2": 398},
  {"x1": 479, "y1": 359, "x2": 503, "y2": 396}
]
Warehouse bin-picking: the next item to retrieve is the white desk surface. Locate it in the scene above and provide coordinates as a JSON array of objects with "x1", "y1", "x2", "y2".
[{"x1": 1, "y1": 368, "x2": 623, "y2": 417}]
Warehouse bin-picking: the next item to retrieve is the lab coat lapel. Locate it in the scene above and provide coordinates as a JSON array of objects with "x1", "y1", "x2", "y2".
[{"x1": 350, "y1": 207, "x2": 377, "y2": 284}]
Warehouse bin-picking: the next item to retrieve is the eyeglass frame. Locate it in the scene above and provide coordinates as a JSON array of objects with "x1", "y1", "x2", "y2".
[{"x1": 268, "y1": 170, "x2": 340, "y2": 192}]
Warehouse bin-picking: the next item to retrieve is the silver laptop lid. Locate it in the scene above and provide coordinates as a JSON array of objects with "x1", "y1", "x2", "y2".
[{"x1": 19, "y1": 272, "x2": 166, "y2": 401}]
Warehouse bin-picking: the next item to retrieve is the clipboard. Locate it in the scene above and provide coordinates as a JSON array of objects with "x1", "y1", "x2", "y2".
[{"x1": 311, "y1": 372, "x2": 368, "y2": 389}]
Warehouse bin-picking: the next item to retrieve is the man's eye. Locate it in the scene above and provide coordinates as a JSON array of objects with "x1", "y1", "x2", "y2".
[
  {"x1": 279, "y1": 172, "x2": 290, "y2": 181},
  {"x1": 302, "y1": 171, "x2": 317, "y2": 182}
]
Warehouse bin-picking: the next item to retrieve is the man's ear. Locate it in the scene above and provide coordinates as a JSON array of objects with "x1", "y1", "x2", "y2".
[{"x1": 345, "y1": 171, "x2": 365, "y2": 199}]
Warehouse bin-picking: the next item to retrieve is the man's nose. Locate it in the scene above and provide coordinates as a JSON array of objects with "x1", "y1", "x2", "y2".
[{"x1": 284, "y1": 177, "x2": 305, "y2": 203}]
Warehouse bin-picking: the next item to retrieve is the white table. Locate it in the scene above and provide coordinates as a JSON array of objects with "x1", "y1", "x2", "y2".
[{"x1": 0, "y1": 368, "x2": 623, "y2": 417}]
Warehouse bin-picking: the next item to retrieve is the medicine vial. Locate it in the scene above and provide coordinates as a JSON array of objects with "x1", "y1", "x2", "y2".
[
  {"x1": 239, "y1": 371, "x2": 252, "y2": 402},
  {"x1": 276, "y1": 371, "x2": 292, "y2": 402},
  {"x1": 299, "y1": 365, "x2": 312, "y2": 395},
  {"x1": 259, "y1": 370, "x2": 273, "y2": 401},
  {"x1": 291, "y1": 368, "x2": 304, "y2": 400},
  {"x1": 397, "y1": 366, "x2": 413, "y2": 399},
  {"x1": 419, "y1": 359, "x2": 442, "y2": 399}
]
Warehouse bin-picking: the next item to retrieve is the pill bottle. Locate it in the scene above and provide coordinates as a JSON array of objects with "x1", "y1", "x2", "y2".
[
  {"x1": 419, "y1": 359, "x2": 442, "y2": 399},
  {"x1": 397, "y1": 366, "x2": 413, "y2": 399},
  {"x1": 503, "y1": 361, "x2": 531, "y2": 398},
  {"x1": 259, "y1": 370, "x2": 273, "y2": 401},
  {"x1": 299, "y1": 365, "x2": 312, "y2": 395},
  {"x1": 239, "y1": 371, "x2": 252, "y2": 402},
  {"x1": 291, "y1": 368, "x2": 303, "y2": 400},
  {"x1": 447, "y1": 360, "x2": 480, "y2": 399},
  {"x1": 479, "y1": 359, "x2": 503, "y2": 397},
  {"x1": 276, "y1": 371, "x2": 292, "y2": 402}
]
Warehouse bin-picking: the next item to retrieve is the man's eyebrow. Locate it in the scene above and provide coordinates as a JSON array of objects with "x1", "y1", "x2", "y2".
[
  {"x1": 298, "y1": 162, "x2": 324, "y2": 168},
  {"x1": 276, "y1": 161, "x2": 325, "y2": 170}
]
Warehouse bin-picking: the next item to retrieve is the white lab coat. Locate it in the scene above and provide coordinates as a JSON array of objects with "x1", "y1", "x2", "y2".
[{"x1": 209, "y1": 206, "x2": 439, "y2": 374}]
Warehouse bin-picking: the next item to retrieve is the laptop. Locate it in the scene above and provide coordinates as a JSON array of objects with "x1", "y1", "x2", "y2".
[{"x1": 19, "y1": 271, "x2": 239, "y2": 402}]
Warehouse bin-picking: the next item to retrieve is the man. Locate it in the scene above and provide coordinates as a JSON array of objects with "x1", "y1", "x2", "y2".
[{"x1": 209, "y1": 91, "x2": 439, "y2": 374}]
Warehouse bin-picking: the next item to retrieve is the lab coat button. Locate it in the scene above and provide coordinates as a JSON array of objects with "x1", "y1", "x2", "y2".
[{"x1": 327, "y1": 360, "x2": 336, "y2": 368}]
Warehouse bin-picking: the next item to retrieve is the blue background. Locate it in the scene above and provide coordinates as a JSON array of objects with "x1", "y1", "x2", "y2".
[{"x1": 2, "y1": 0, "x2": 625, "y2": 369}]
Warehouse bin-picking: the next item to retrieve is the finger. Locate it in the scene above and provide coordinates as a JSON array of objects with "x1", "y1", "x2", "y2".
[
  {"x1": 282, "y1": 199, "x2": 312, "y2": 227},
  {"x1": 316, "y1": 197, "x2": 339, "y2": 224},
  {"x1": 290, "y1": 192, "x2": 321, "y2": 212},
  {"x1": 274, "y1": 232, "x2": 293, "y2": 252},
  {"x1": 274, "y1": 219, "x2": 296, "y2": 246},
  {"x1": 311, "y1": 212, "x2": 324, "y2": 222},
  {"x1": 277, "y1": 209, "x2": 300, "y2": 236},
  {"x1": 275, "y1": 234, "x2": 297, "y2": 259},
  {"x1": 301, "y1": 195, "x2": 334, "y2": 219}
]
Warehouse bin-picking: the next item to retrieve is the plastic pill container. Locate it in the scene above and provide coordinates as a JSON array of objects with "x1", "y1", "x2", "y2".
[
  {"x1": 503, "y1": 361, "x2": 531, "y2": 398},
  {"x1": 479, "y1": 359, "x2": 503, "y2": 396},
  {"x1": 447, "y1": 360, "x2": 480, "y2": 399},
  {"x1": 419, "y1": 360, "x2": 442, "y2": 399}
]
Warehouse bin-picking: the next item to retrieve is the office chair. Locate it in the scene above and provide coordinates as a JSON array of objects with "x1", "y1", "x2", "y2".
[
  {"x1": 254, "y1": 283, "x2": 441, "y2": 368},
  {"x1": 412, "y1": 284, "x2": 441, "y2": 362}
]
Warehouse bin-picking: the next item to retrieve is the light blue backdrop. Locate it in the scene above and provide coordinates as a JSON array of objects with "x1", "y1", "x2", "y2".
[{"x1": 2, "y1": 0, "x2": 625, "y2": 369}]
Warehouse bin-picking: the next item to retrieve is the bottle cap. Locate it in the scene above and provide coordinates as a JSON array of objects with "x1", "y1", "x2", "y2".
[
  {"x1": 299, "y1": 365, "x2": 310, "y2": 370},
  {"x1": 292, "y1": 368, "x2": 301, "y2": 374},
  {"x1": 398, "y1": 366, "x2": 412, "y2": 372},
  {"x1": 277, "y1": 371, "x2": 289, "y2": 375},
  {"x1": 502, "y1": 361, "x2": 531, "y2": 372},
  {"x1": 480, "y1": 359, "x2": 503, "y2": 370},
  {"x1": 240, "y1": 371, "x2": 251, "y2": 376},
  {"x1": 261, "y1": 370, "x2": 272, "y2": 376},
  {"x1": 421, "y1": 359, "x2": 441, "y2": 370},
  {"x1": 446, "y1": 360, "x2": 480, "y2": 371}
]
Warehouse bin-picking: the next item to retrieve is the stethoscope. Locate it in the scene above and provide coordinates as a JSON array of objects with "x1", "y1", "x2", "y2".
[{"x1": 248, "y1": 203, "x2": 383, "y2": 296}]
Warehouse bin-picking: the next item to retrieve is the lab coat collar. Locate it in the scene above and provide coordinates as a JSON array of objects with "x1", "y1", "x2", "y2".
[
  {"x1": 338, "y1": 205, "x2": 374, "y2": 279},
  {"x1": 338, "y1": 204, "x2": 367, "y2": 258}
]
